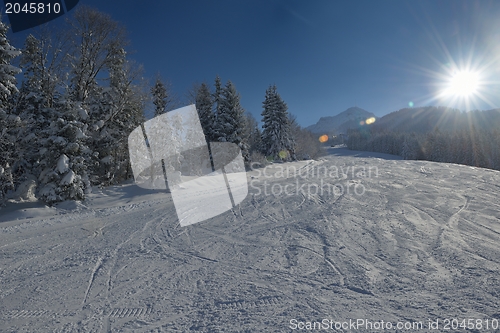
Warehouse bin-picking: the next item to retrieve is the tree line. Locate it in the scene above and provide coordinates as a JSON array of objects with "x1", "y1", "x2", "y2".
[
  {"x1": 0, "y1": 7, "x2": 323, "y2": 205},
  {"x1": 347, "y1": 126, "x2": 500, "y2": 170}
]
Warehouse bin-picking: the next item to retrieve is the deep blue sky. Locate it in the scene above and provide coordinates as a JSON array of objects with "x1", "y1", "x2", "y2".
[{"x1": 8, "y1": 0, "x2": 500, "y2": 126}]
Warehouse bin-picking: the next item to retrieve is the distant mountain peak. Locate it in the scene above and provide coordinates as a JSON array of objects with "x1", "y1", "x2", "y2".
[
  {"x1": 306, "y1": 107, "x2": 376, "y2": 134},
  {"x1": 345, "y1": 106, "x2": 367, "y2": 112}
]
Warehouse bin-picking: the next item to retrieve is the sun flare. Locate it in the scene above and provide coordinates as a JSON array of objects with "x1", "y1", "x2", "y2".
[{"x1": 446, "y1": 70, "x2": 480, "y2": 97}]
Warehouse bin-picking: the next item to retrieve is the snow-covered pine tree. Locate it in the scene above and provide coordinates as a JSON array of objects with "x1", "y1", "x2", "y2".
[
  {"x1": 212, "y1": 75, "x2": 223, "y2": 140},
  {"x1": 215, "y1": 80, "x2": 249, "y2": 162},
  {"x1": 151, "y1": 77, "x2": 177, "y2": 117},
  {"x1": 27, "y1": 18, "x2": 109, "y2": 203},
  {"x1": 37, "y1": 95, "x2": 92, "y2": 204},
  {"x1": 15, "y1": 33, "x2": 63, "y2": 193},
  {"x1": 195, "y1": 82, "x2": 215, "y2": 143},
  {"x1": 0, "y1": 110, "x2": 16, "y2": 204},
  {"x1": 0, "y1": 22, "x2": 21, "y2": 104},
  {"x1": 152, "y1": 77, "x2": 168, "y2": 117},
  {"x1": 261, "y1": 85, "x2": 295, "y2": 161},
  {"x1": 0, "y1": 17, "x2": 22, "y2": 204}
]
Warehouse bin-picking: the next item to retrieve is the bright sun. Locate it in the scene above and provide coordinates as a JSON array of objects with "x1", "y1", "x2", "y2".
[{"x1": 447, "y1": 70, "x2": 480, "y2": 97}]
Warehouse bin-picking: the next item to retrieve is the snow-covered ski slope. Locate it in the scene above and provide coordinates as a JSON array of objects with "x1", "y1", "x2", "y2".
[{"x1": 2, "y1": 147, "x2": 500, "y2": 332}]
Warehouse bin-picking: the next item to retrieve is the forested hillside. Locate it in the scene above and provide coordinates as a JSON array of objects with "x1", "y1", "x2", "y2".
[
  {"x1": 347, "y1": 107, "x2": 500, "y2": 170},
  {"x1": 371, "y1": 106, "x2": 500, "y2": 133}
]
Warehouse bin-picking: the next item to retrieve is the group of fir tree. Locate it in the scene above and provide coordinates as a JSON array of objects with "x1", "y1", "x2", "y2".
[
  {"x1": 0, "y1": 7, "x2": 323, "y2": 206},
  {"x1": 0, "y1": 7, "x2": 146, "y2": 205},
  {"x1": 192, "y1": 78, "x2": 300, "y2": 166}
]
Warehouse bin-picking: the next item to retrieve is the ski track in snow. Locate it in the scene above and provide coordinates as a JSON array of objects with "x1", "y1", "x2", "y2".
[{"x1": 2, "y1": 151, "x2": 500, "y2": 332}]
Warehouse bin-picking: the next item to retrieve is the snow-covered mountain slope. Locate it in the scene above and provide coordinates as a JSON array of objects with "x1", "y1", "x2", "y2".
[
  {"x1": 2, "y1": 148, "x2": 500, "y2": 332},
  {"x1": 306, "y1": 107, "x2": 376, "y2": 134}
]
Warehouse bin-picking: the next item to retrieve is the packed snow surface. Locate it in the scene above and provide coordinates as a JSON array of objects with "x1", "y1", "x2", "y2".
[{"x1": 1, "y1": 147, "x2": 500, "y2": 332}]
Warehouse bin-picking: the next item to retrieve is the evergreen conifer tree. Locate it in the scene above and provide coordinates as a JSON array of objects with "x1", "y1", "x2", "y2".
[
  {"x1": 0, "y1": 17, "x2": 22, "y2": 204},
  {"x1": 215, "y1": 80, "x2": 249, "y2": 162},
  {"x1": 195, "y1": 82, "x2": 215, "y2": 142},
  {"x1": 15, "y1": 34, "x2": 64, "y2": 189},
  {"x1": 261, "y1": 85, "x2": 295, "y2": 161},
  {"x1": 152, "y1": 77, "x2": 168, "y2": 117},
  {"x1": 212, "y1": 75, "x2": 223, "y2": 141},
  {"x1": 38, "y1": 94, "x2": 92, "y2": 204}
]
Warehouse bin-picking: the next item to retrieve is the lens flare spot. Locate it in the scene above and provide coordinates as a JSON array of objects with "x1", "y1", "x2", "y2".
[
  {"x1": 408, "y1": 101, "x2": 414, "y2": 107},
  {"x1": 360, "y1": 120, "x2": 365, "y2": 125},
  {"x1": 278, "y1": 150, "x2": 288, "y2": 159},
  {"x1": 365, "y1": 117, "x2": 376, "y2": 125},
  {"x1": 318, "y1": 134, "x2": 328, "y2": 143}
]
